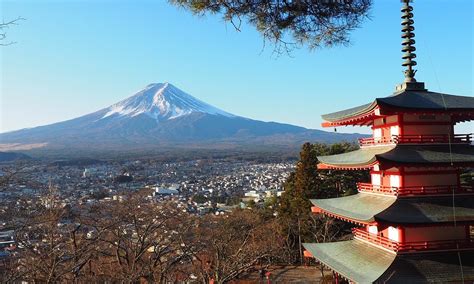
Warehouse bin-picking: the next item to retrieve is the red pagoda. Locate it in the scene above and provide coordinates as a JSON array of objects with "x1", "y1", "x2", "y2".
[{"x1": 303, "y1": 1, "x2": 474, "y2": 282}]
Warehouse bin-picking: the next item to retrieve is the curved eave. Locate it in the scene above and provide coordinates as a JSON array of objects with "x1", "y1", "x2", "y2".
[
  {"x1": 321, "y1": 111, "x2": 377, "y2": 127},
  {"x1": 303, "y1": 240, "x2": 396, "y2": 283},
  {"x1": 317, "y1": 146, "x2": 394, "y2": 169},
  {"x1": 305, "y1": 241, "x2": 474, "y2": 283},
  {"x1": 321, "y1": 90, "x2": 474, "y2": 127},
  {"x1": 317, "y1": 161, "x2": 377, "y2": 170},
  {"x1": 312, "y1": 193, "x2": 474, "y2": 225},
  {"x1": 310, "y1": 193, "x2": 397, "y2": 225},
  {"x1": 317, "y1": 145, "x2": 474, "y2": 169},
  {"x1": 321, "y1": 102, "x2": 378, "y2": 127}
]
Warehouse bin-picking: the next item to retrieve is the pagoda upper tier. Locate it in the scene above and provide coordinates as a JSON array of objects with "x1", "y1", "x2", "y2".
[{"x1": 321, "y1": 85, "x2": 474, "y2": 127}]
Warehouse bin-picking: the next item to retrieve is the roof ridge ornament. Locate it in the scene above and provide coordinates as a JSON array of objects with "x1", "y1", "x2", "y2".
[
  {"x1": 401, "y1": 0, "x2": 417, "y2": 82},
  {"x1": 396, "y1": 0, "x2": 426, "y2": 92}
]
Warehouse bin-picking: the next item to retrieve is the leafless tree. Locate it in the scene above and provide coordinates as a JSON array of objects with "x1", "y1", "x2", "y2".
[
  {"x1": 3, "y1": 190, "x2": 200, "y2": 283},
  {"x1": 85, "y1": 194, "x2": 198, "y2": 283},
  {"x1": 0, "y1": 163, "x2": 30, "y2": 189},
  {"x1": 0, "y1": 17, "x2": 24, "y2": 46},
  {"x1": 307, "y1": 214, "x2": 348, "y2": 279},
  {"x1": 191, "y1": 209, "x2": 284, "y2": 284},
  {"x1": 5, "y1": 186, "x2": 94, "y2": 283}
]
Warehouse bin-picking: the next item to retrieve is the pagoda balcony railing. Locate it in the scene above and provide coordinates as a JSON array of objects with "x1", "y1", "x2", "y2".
[
  {"x1": 357, "y1": 182, "x2": 397, "y2": 195},
  {"x1": 353, "y1": 228, "x2": 398, "y2": 251},
  {"x1": 357, "y1": 182, "x2": 474, "y2": 196},
  {"x1": 353, "y1": 228, "x2": 474, "y2": 253},
  {"x1": 358, "y1": 133, "x2": 472, "y2": 147},
  {"x1": 358, "y1": 136, "x2": 394, "y2": 146}
]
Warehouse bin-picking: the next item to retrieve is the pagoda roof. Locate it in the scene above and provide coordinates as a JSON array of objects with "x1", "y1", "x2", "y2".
[
  {"x1": 318, "y1": 144, "x2": 474, "y2": 169},
  {"x1": 304, "y1": 240, "x2": 474, "y2": 283},
  {"x1": 312, "y1": 193, "x2": 474, "y2": 225},
  {"x1": 310, "y1": 193, "x2": 396, "y2": 224},
  {"x1": 322, "y1": 90, "x2": 474, "y2": 126},
  {"x1": 375, "y1": 195, "x2": 474, "y2": 225},
  {"x1": 317, "y1": 146, "x2": 393, "y2": 169},
  {"x1": 377, "y1": 251, "x2": 474, "y2": 283},
  {"x1": 303, "y1": 240, "x2": 396, "y2": 283}
]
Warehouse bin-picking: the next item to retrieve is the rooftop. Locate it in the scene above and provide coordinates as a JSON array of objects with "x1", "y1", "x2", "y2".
[
  {"x1": 375, "y1": 195, "x2": 474, "y2": 224},
  {"x1": 303, "y1": 240, "x2": 396, "y2": 283},
  {"x1": 310, "y1": 193, "x2": 396, "y2": 224},
  {"x1": 318, "y1": 144, "x2": 474, "y2": 169},
  {"x1": 304, "y1": 240, "x2": 474, "y2": 283},
  {"x1": 379, "y1": 250, "x2": 474, "y2": 283},
  {"x1": 321, "y1": 90, "x2": 474, "y2": 127},
  {"x1": 311, "y1": 193, "x2": 474, "y2": 225}
]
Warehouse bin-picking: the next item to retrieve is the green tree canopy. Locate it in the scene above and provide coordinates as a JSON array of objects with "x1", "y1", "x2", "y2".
[
  {"x1": 170, "y1": 0, "x2": 372, "y2": 52},
  {"x1": 277, "y1": 142, "x2": 369, "y2": 263}
]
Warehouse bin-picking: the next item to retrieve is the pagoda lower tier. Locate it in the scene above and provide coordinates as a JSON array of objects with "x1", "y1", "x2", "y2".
[
  {"x1": 303, "y1": 240, "x2": 474, "y2": 283},
  {"x1": 310, "y1": 193, "x2": 474, "y2": 225},
  {"x1": 309, "y1": 193, "x2": 474, "y2": 254}
]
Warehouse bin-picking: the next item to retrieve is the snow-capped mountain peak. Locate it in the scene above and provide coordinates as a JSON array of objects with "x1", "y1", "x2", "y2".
[
  {"x1": 102, "y1": 82, "x2": 235, "y2": 121},
  {"x1": 0, "y1": 82, "x2": 364, "y2": 154}
]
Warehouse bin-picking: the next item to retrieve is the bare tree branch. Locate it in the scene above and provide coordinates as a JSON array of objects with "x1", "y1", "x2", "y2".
[{"x1": 0, "y1": 17, "x2": 24, "y2": 46}]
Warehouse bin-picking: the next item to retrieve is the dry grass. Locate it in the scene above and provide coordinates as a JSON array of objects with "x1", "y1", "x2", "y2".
[{"x1": 0, "y1": 143, "x2": 47, "y2": 151}]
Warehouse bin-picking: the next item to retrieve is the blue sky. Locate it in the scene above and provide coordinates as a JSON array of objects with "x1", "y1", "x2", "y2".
[{"x1": 1, "y1": 0, "x2": 472, "y2": 134}]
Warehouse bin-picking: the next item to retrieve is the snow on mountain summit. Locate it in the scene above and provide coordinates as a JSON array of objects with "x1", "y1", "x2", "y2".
[
  {"x1": 0, "y1": 81, "x2": 365, "y2": 154},
  {"x1": 102, "y1": 82, "x2": 235, "y2": 121}
]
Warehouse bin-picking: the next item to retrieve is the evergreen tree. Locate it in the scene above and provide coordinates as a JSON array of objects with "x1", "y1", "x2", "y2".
[
  {"x1": 277, "y1": 142, "x2": 369, "y2": 263},
  {"x1": 295, "y1": 143, "x2": 320, "y2": 200},
  {"x1": 170, "y1": 0, "x2": 371, "y2": 53}
]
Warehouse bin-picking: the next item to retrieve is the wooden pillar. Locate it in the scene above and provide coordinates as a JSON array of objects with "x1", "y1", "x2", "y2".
[
  {"x1": 398, "y1": 113, "x2": 404, "y2": 137},
  {"x1": 398, "y1": 226, "x2": 405, "y2": 243},
  {"x1": 399, "y1": 166, "x2": 405, "y2": 188}
]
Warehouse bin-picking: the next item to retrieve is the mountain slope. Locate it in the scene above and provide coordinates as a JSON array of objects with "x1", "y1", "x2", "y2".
[
  {"x1": 0, "y1": 83, "x2": 363, "y2": 154},
  {"x1": 0, "y1": 151, "x2": 32, "y2": 162}
]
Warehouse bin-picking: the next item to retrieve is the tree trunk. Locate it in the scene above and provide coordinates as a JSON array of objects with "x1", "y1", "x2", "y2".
[{"x1": 298, "y1": 217, "x2": 303, "y2": 264}]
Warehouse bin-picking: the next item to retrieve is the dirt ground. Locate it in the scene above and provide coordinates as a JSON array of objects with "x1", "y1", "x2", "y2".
[{"x1": 235, "y1": 265, "x2": 333, "y2": 284}]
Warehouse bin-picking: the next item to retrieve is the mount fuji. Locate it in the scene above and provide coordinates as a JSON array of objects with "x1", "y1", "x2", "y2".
[
  {"x1": 0, "y1": 83, "x2": 362, "y2": 156},
  {"x1": 101, "y1": 83, "x2": 235, "y2": 121}
]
